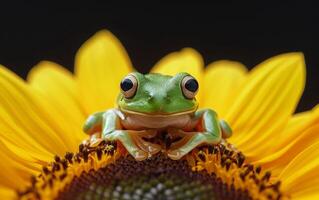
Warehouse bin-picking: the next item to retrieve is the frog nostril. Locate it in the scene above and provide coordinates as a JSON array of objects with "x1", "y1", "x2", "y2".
[{"x1": 147, "y1": 94, "x2": 170, "y2": 103}]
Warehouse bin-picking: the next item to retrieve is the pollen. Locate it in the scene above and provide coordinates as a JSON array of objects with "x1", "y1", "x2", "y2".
[
  {"x1": 187, "y1": 144, "x2": 286, "y2": 200},
  {"x1": 17, "y1": 141, "x2": 286, "y2": 200}
]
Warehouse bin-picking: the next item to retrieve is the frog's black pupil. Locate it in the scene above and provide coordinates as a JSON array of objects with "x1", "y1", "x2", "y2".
[
  {"x1": 120, "y1": 78, "x2": 133, "y2": 91},
  {"x1": 185, "y1": 78, "x2": 198, "y2": 92}
]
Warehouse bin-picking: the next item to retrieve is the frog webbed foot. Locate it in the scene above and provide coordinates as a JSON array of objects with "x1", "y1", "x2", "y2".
[
  {"x1": 84, "y1": 132, "x2": 103, "y2": 148},
  {"x1": 104, "y1": 129, "x2": 161, "y2": 161},
  {"x1": 167, "y1": 130, "x2": 221, "y2": 160}
]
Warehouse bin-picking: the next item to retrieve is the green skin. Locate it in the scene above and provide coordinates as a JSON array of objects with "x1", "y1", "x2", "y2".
[{"x1": 83, "y1": 72, "x2": 232, "y2": 161}]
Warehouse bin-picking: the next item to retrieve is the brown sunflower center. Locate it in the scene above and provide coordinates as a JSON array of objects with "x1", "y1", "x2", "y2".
[
  {"x1": 18, "y1": 141, "x2": 285, "y2": 200},
  {"x1": 56, "y1": 155, "x2": 251, "y2": 200}
]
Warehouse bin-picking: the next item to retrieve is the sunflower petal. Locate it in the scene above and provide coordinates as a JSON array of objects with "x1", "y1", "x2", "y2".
[
  {"x1": 0, "y1": 66, "x2": 69, "y2": 155},
  {"x1": 0, "y1": 187, "x2": 15, "y2": 200},
  {"x1": 75, "y1": 30, "x2": 133, "y2": 114},
  {"x1": 151, "y1": 48, "x2": 204, "y2": 79},
  {"x1": 227, "y1": 53, "x2": 305, "y2": 157},
  {"x1": 28, "y1": 61, "x2": 86, "y2": 148},
  {"x1": 0, "y1": 105, "x2": 53, "y2": 161},
  {"x1": 201, "y1": 60, "x2": 247, "y2": 117},
  {"x1": 0, "y1": 139, "x2": 34, "y2": 189},
  {"x1": 151, "y1": 48, "x2": 204, "y2": 102},
  {"x1": 279, "y1": 140, "x2": 319, "y2": 199},
  {"x1": 254, "y1": 106, "x2": 319, "y2": 176}
]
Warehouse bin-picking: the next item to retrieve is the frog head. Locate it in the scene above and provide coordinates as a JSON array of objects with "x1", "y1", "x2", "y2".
[{"x1": 117, "y1": 72, "x2": 199, "y2": 115}]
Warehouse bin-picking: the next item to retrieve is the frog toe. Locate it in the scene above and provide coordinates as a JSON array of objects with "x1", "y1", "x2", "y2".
[
  {"x1": 132, "y1": 149, "x2": 149, "y2": 161},
  {"x1": 133, "y1": 135, "x2": 162, "y2": 155},
  {"x1": 167, "y1": 133, "x2": 220, "y2": 160},
  {"x1": 104, "y1": 130, "x2": 151, "y2": 161},
  {"x1": 167, "y1": 149, "x2": 184, "y2": 160},
  {"x1": 220, "y1": 120, "x2": 232, "y2": 139},
  {"x1": 89, "y1": 138, "x2": 104, "y2": 148}
]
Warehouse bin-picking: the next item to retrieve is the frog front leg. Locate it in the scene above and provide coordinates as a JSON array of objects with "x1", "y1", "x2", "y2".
[
  {"x1": 102, "y1": 109, "x2": 161, "y2": 161},
  {"x1": 167, "y1": 109, "x2": 227, "y2": 160},
  {"x1": 83, "y1": 111, "x2": 104, "y2": 146}
]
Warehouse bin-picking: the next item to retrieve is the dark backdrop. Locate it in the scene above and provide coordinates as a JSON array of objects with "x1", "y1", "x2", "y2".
[{"x1": 0, "y1": 2, "x2": 318, "y2": 112}]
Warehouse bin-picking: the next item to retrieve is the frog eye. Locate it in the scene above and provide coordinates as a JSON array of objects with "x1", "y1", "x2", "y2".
[
  {"x1": 120, "y1": 75, "x2": 138, "y2": 98},
  {"x1": 181, "y1": 75, "x2": 199, "y2": 99}
]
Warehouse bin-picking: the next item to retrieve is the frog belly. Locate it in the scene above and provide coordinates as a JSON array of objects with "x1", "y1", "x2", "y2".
[{"x1": 120, "y1": 112, "x2": 193, "y2": 130}]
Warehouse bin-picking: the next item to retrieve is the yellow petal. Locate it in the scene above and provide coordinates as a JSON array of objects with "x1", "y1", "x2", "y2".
[
  {"x1": 0, "y1": 187, "x2": 15, "y2": 200},
  {"x1": 227, "y1": 53, "x2": 305, "y2": 158},
  {"x1": 151, "y1": 48, "x2": 204, "y2": 102},
  {"x1": 293, "y1": 194, "x2": 319, "y2": 200},
  {"x1": 0, "y1": 140, "x2": 32, "y2": 189},
  {"x1": 0, "y1": 106, "x2": 53, "y2": 162},
  {"x1": 254, "y1": 106, "x2": 319, "y2": 176},
  {"x1": 75, "y1": 30, "x2": 133, "y2": 114},
  {"x1": 0, "y1": 65, "x2": 69, "y2": 155},
  {"x1": 28, "y1": 61, "x2": 86, "y2": 148},
  {"x1": 279, "y1": 140, "x2": 319, "y2": 199},
  {"x1": 151, "y1": 48, "x2": 204, "y2": 79},
  {"x1": 201, "y1": 60, "x2": 247, "y2": 117},
  {"x1": 0, "y1": 131, "x2": 50, "y2": 169}
]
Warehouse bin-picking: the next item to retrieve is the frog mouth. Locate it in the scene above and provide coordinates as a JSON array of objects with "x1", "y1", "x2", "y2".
[{"x1": 118, "y1": 107, "x2": 198, "y2": 117}]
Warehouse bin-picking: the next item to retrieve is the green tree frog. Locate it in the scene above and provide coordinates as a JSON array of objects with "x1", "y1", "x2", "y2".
[{"x1": 83, "y1": 72, "x2": 232, "y2": 161}]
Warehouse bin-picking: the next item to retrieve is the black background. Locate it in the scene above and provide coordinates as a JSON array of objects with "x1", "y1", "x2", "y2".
[{"x1": 0, "y1": 2, "x2": 318, "y2": 112}]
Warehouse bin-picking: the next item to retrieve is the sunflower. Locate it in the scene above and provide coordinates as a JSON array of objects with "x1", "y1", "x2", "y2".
[{"x1": 0, "y1": 30, "x2": 318, "y2": 200}]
